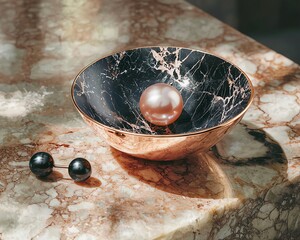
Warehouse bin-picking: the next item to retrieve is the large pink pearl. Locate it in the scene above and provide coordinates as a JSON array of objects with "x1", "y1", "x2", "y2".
[{"x1": 139, "y1": 83, "x2": 183, "y2": 126}]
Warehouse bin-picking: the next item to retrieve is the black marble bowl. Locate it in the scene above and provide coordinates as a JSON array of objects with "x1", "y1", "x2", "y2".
[{"x1": 72, "y1": 47, "x2": 254, "y2": 160}]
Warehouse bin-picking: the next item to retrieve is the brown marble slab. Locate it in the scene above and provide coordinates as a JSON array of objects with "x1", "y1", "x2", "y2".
[{"x1": 0, "y1": 0, "x2": 299, "y2": 239}]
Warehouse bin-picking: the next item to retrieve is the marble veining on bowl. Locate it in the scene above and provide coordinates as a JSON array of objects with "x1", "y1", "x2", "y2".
[{"x1": 73, "y1": 47, "x2": 252, "y2": 135}]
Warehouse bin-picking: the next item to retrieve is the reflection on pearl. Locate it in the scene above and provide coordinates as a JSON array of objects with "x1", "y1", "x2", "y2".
[{"x1": 139, "y1": 83, "x2": 183, "y2": 126}]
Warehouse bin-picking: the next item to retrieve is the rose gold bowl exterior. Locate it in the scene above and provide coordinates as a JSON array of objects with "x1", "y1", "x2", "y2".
[
  {"x1": 71, "y1": 47, "x2": 255, "y2": 161},
  {"x1": 80, "y1": 113, "x2": 244, "y2": 161}
]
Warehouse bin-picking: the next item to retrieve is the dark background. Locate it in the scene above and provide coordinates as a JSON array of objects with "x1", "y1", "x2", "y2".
[{"x1": 187, "y1": 0, "x2": 300, "y2": 64}]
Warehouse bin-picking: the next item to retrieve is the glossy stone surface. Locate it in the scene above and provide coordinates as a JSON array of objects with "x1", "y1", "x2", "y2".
[
  {"x1": 73, "y1": 47, "x2": 252, "y2": 134},
  {"x1": 0, "y1": 0, "x2": 299, "y2": 239}
]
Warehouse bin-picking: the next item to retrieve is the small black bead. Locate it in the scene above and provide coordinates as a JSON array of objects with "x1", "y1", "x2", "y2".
[
  {"x1": 29, "y1": 152, "x2": 54, "y2": 177},
  {"x1": 68, "y1": 158, "x2": 92, "y2": 182}
]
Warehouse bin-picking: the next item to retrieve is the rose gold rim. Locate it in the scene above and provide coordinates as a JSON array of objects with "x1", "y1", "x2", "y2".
[{"x1": 71, "y1": 46, "x2": 255, "y2": 138}]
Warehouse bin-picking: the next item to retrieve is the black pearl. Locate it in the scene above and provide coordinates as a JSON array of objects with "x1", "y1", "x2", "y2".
[
  {"x1": 29, "y1": 152, "x2": 54, "y2": 177},
  {"x1": 68, "y1": 158, "x2": 92, "y2": 182}
]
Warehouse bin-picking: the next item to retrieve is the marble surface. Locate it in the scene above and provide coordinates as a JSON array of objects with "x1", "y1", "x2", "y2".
[{"x1": 0, "y1": 0, "x2": 299, "y2": 239}]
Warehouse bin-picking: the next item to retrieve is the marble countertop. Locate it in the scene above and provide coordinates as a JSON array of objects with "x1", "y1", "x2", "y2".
[{"x1": 0, "y1": 0, "x2": 299, "y2": 239}]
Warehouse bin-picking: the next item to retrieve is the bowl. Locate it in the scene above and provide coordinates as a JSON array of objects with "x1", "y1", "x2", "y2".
[{"x1": 71, "y1": 47, "x2": 254, "y2": 160}]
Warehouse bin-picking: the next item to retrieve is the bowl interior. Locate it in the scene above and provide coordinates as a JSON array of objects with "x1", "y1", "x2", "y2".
[{"x1": 72, "y1": 47, "x2": 252, "y2": 135}]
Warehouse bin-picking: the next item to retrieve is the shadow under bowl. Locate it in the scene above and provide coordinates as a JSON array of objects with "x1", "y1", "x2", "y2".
[{"x1": 71, "y1": 46, "x2": 254, "y2": 160}]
